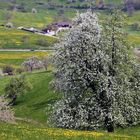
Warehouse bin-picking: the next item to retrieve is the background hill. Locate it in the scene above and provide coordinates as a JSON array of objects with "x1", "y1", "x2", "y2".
[
  {"x1": 0, "y1": 0, "x2": 139, "y2": 49},
  {"x1": 0, "y1": 0, "x2": 140, "y2": 49}
]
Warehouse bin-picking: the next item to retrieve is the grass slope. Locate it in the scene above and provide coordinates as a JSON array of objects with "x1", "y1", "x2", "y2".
[
  {"x1": 0, "y1": 0, "x2": 139, "y2": 138},
  {"x1": 0, "y1": 70, "x2": 140, "y2": 140},
  {"x1": 0, "y1": 70, "x2": 60, "y2": 122},
  {"x1": 0, "y1": 9, "x2": 75, "y2": 28},
  {"x1": 0, "y1": 10, "x2": 140, "y2": 50},
  {"x1": 0, "y1": 122, "x2": 139, "y2": 140},
  {"x1": 0, "y1": 27, "x2": 57, "y2": 49}
]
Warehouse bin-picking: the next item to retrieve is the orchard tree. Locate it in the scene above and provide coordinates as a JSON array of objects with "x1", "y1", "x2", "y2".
[
  {"x1": 22, "y1": 56, "x2": 43, "y2": 72},
  {"x1": 5, "y1": 75, "x2": 32, "y2": 105},
  {"x1": 124, "y1": 0, "x2": 135, "y2": 16},
  {"x1": 51, "y1": 10, "x2": 140, "y2": 132},
  {"x1": 3, "y1": 65, "x2": 14, "y2": 75},
  {"x1": 42, "y1": 56, "x2": 50, "y2": 71},
  {"x1": 96, "y1": 0, "x2": 104, "y2": 9}
]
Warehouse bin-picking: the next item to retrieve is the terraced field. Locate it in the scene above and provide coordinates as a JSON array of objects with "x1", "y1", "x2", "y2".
[{"x1": 0, "y1": 51, "x2": 50, "y2": 67}]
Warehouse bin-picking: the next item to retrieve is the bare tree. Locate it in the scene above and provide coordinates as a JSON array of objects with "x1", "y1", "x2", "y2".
[{"x1": 42, "y1": 56, "x2": 50, "y2": 71}]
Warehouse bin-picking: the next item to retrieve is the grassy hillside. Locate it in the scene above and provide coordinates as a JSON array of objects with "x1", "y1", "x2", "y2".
[
  {"x1": 0, "y1": 122, "x2": 139, "y2": 140},
  {"x1": 0, "y1": 27, "x2": 57, "y2": 49},
  {"x1": 0, "y1": 8, "x2": 76, "y2": 26},
  {"x1": 0, "y1": 11, "x2": 140, "y2": 50},
  {"x1": 0, "y1": 10, "x2": 54, "y2": 28},
  {"x1": 0, "y1": 0, "x2": 123, "y2": 10},
  {"x1": 0, "y1": 0, "x2": 139, "y2": 50},
  {"x1": 0, "y1": 71, "x2": 140, "y2": 140},
  {"x1": 0, "y1": 70, "x2": 59, "y2": 122}
]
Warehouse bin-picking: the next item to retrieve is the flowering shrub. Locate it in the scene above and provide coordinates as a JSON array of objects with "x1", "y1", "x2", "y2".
[
  {"x1": 3, "y1": 65, "x2": 14, "y2": 75},
  {"x1": 5, "y1": 75, "x2": 32, "y2": 105},
  {"x1": 0, "y1": 96, "x2": 15, "y2": 123}
]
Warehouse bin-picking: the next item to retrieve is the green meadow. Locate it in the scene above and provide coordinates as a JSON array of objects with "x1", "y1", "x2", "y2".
[
  {"x1": 0, "y1": 121, "x2": 139, "y2": 140},
  {"x1": 0, "y1": 71, "x2": 140, "y2": 140},
  {"x1": 0, "y1": 27, "x2": 57, "y2": 50}
]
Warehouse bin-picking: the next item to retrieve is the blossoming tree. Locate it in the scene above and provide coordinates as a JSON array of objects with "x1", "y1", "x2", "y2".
[{"x1": 52, "y1": 10, "x2": 140, "y2": 132}]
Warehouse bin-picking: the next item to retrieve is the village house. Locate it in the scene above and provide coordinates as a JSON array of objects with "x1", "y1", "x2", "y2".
[
  {"x1": 42, "y1": 24, "x2": 58, "y2": 35},
  {"x1": 17, "y1": 21, "x2": 72, "y2": 36},
  {"x1": 42, "y1": 21, "x2": 72, "y2": 35}
]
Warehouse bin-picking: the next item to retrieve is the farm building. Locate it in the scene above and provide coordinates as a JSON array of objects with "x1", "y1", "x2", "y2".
[
  {"x1": 52, "y1": 22, "x2": 72, "y2": 28},
  {"x1": 42, "y1": 21, "x2": 71, "y2": 35}
]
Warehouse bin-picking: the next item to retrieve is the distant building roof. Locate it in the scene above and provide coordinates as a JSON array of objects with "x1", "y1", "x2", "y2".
[{"x1": 53, "y1": 22, "x2": 71, "y2": 27}]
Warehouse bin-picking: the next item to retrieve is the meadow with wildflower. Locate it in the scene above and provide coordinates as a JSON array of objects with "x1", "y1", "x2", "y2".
[
  {"x1": 0, "y1": 70, "x2": 140, "y2": 140},
  {"x1": 0, "y1": 51, "x2": 51, "y2": 67},
  {"x1": 0, "y1": 121, "x2": 139, "y2": 140},
  {"x1": 0, "y1": 27, "x2": 56, "y2": 50}
]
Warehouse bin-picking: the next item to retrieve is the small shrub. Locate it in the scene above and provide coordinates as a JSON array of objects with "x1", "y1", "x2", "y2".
[
  {"x1": 21, "y1": 35, "x2": 29, "y2": 44},
  {"x1": 3, "y1": 65, "x2": 14, "y2": 75},
  {"x1": 5, "y1": 22, "x2": 14, "y2": 28},
  {"x1": 130, "y1": 23, "x2": 140, "y2": 31},
  {"x1": 16, "y1": 68, "x2": 24, "y2": 74},
  {"x1": 5, "y1": 75, "x2": 32, "y2": 106},
  {"x1": 36, "y1": 39, "x2": 50, "y2": 47},
  {"x1": 32, "y1": 8, "x2": 37, "y2": 13}
]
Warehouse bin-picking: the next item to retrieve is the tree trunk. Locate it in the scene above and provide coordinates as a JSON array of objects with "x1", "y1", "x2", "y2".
[
  {"x1": 30, "y1": 66, "x2": 33, "y2": 72},
  {"x1": 8, "y1": 94, "x2": 17, "y2": 106},
  {"x1": 105, "y1": 113, "x2": 114, "y2": 132}
]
